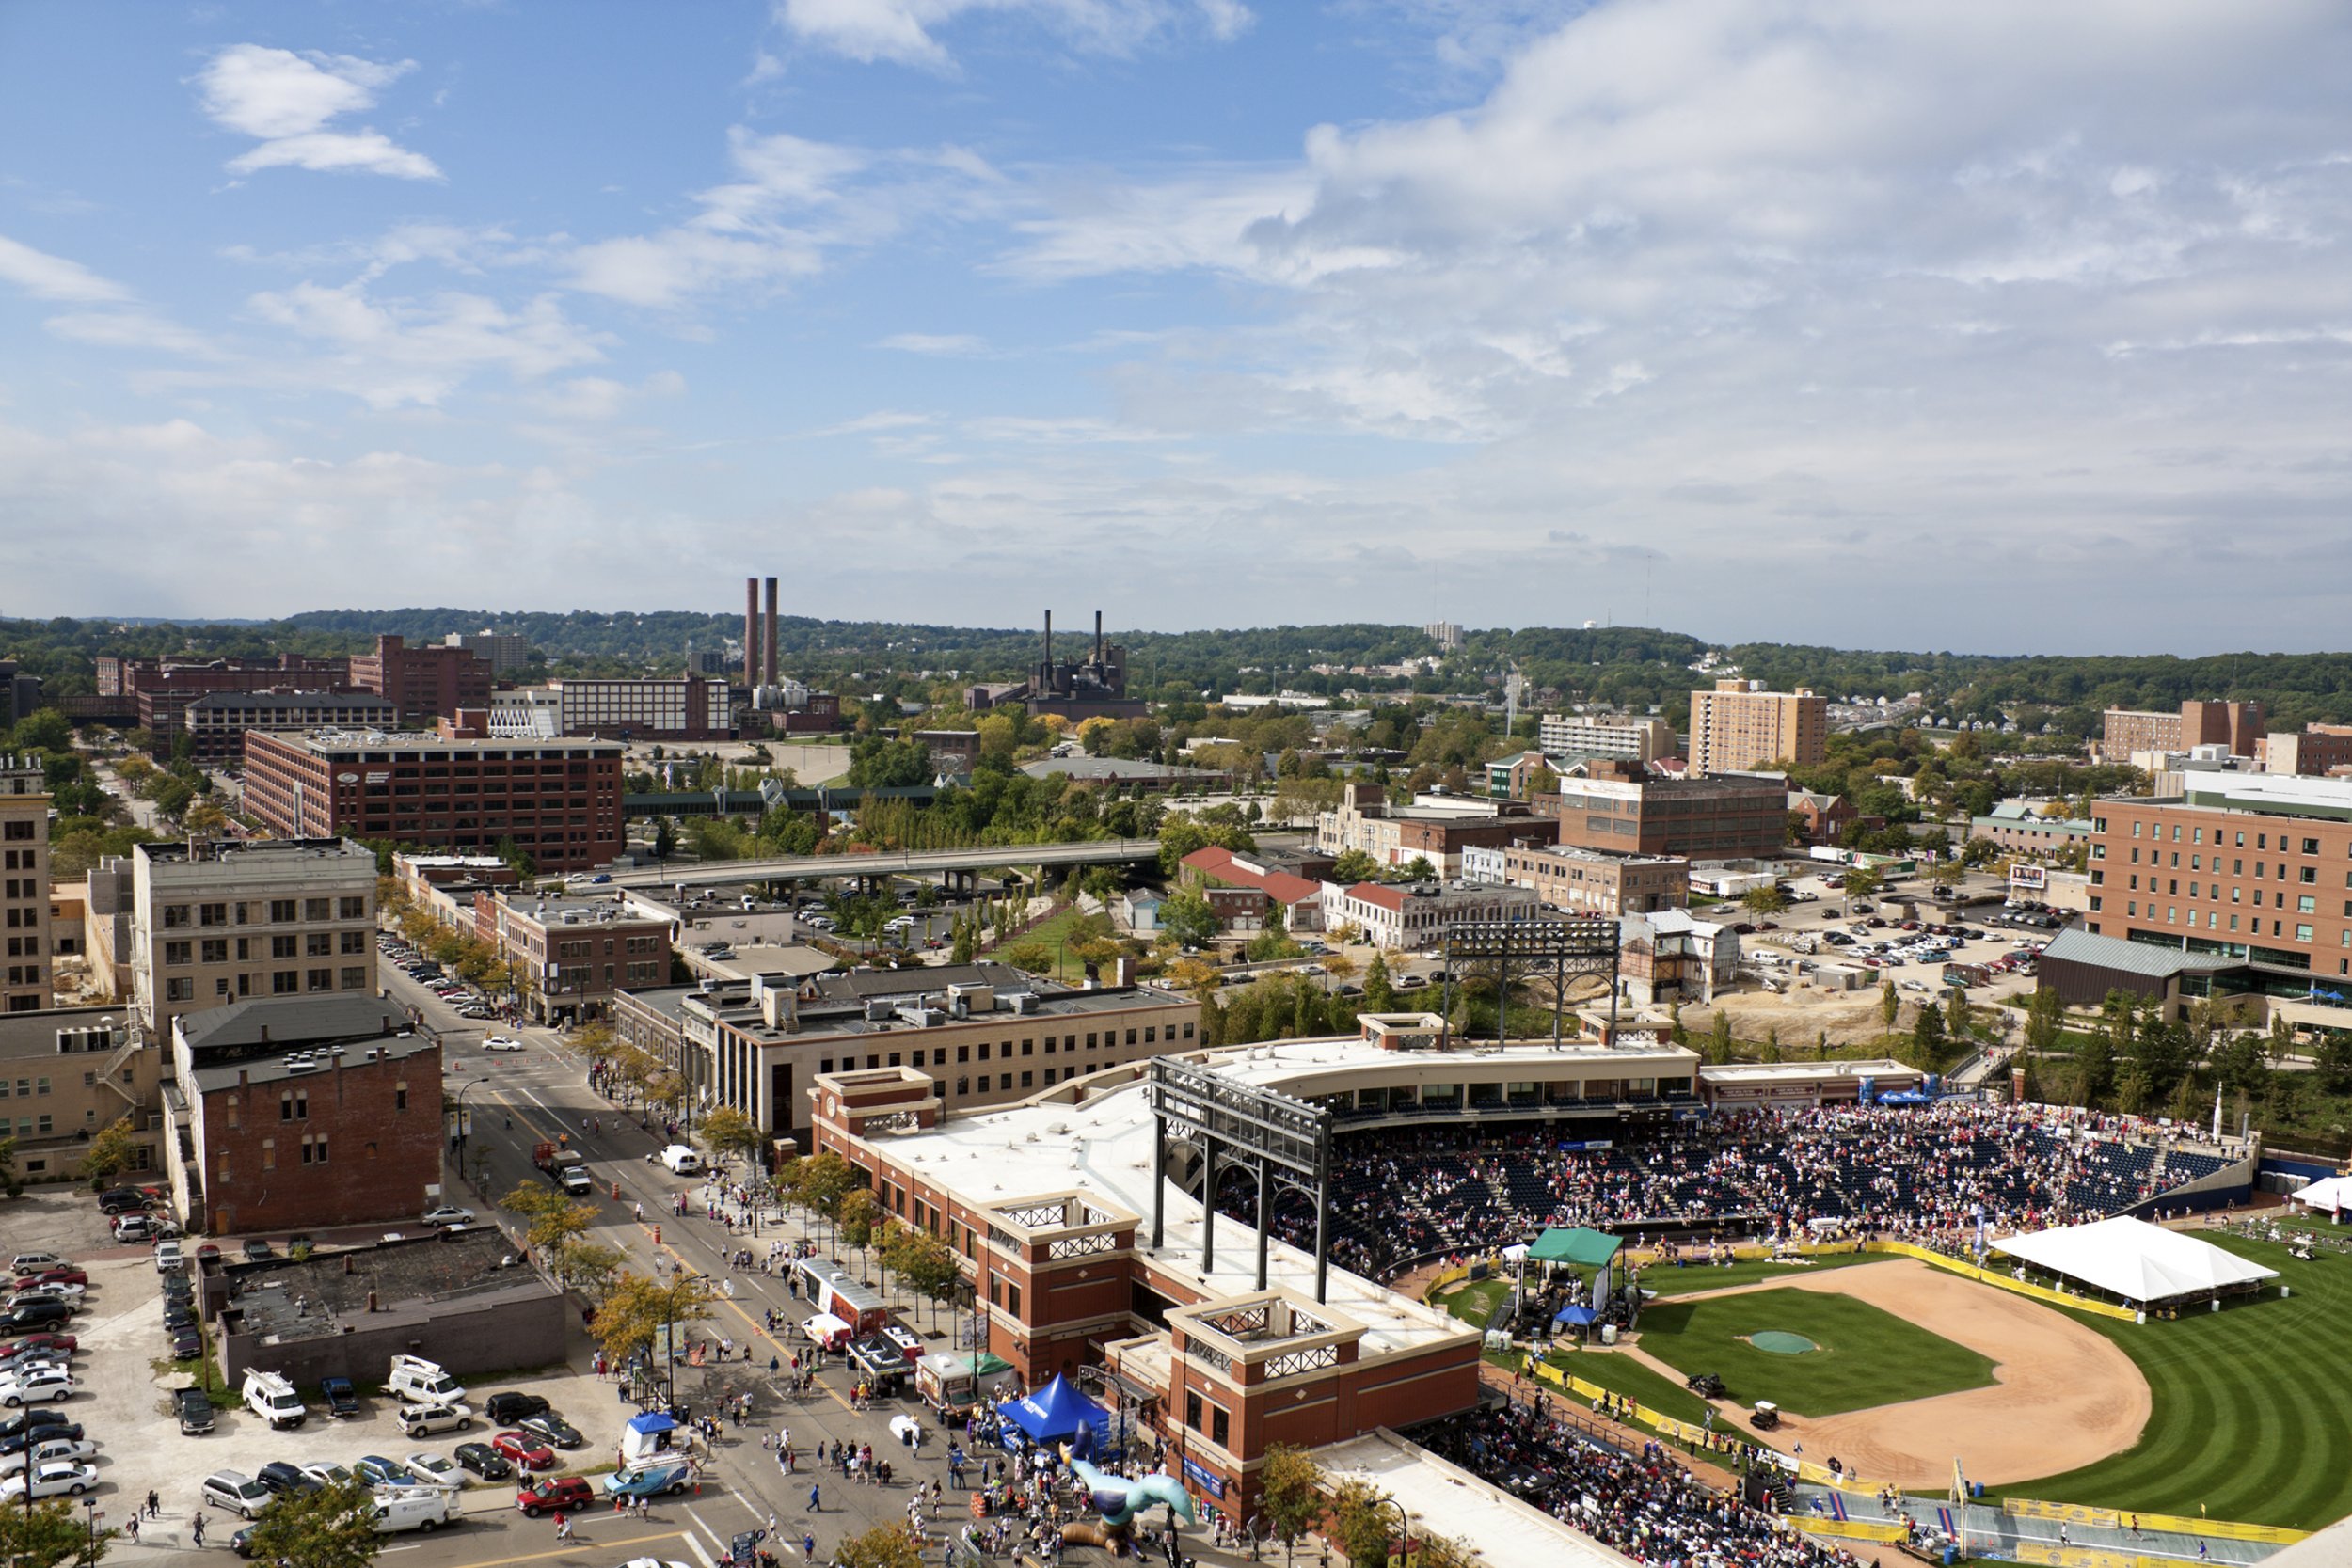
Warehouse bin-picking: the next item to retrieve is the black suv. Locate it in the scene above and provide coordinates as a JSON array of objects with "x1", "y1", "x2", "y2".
[
  {"x1": 483, "y1": 1391, "x2": 548, "y2": 1425},
  {"x1": 176, "y1": 1386, "x2": 215, "y2": 1434},
  {"x1": 2, "y1": 1301, "x2": 71, "y2": 1332},
  {"x1": 321, "y1": 1377, "x2": 358, "y2": 1418},
  {"x1": 256, "y1": 1462, "x2": 319, "y2": 1497}
]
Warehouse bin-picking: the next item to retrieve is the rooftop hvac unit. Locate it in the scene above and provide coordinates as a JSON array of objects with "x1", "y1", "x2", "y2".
[
  {"x1": 1010, "y1": 992, "x2": 1038, "y2": 1015},
  {"x1": 865, "y1": 999, "x2": 896, "y2": 1022}
]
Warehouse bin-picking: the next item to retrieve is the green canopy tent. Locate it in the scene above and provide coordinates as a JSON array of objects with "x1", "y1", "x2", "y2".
[{"x1": 1525, "y1": 1227, "x2": 1626, "y2": 1336}]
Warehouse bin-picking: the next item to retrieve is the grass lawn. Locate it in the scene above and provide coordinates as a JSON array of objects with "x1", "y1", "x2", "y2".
[
  {"x1": 1635, "y1": 1287, "x2": 1995, "y2": 1418},
  {"x1": 1635, "y1": 1251, "x2": 1890, "y2": 1297},
  {"x1": 1545, "y1": 1348, "x2": 1719, "y2": 1427},
  {"x1": 1431, "y1": 1276, "x2": 1512, "y2": 1329},
  {"x1": 2001, "y1": 1231, "x2": 2352, "y2": 1529},
  {"x1": 981, "y1": 901, "x2": 1100, "y2": 983}
]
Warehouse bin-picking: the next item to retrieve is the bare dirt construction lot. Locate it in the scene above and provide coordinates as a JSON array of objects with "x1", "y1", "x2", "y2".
[{"x1": 1629, "y1": 1259, "x2": 2150, "y2": 1488}]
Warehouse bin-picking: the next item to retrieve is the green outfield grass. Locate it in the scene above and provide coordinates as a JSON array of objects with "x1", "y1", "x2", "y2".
[
  {"x1": 1544, "y1": 1348, "x2": 1720, "y2": 1426},
  {"x1": 2003, "y1": 1231, "x2": 2352, "y2": 1529},
  {"x1": 1431, "y1": 1275, "x2": 1513, "y2": 1329},
  {"x1": 1634, "y1": 1286, "x2": 1996, "y2": 1417},
  {"x1": 1634, "y1": 1250, "x2": 1889, "y2": 1297}
]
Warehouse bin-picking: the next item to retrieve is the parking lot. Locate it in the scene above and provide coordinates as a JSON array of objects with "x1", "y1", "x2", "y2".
[{"x1": 4, "y1": 1189, "x2": 631, "y2": 1544}]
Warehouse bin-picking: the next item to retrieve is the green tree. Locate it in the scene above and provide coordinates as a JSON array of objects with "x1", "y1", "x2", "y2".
[
  {"x1": 591, "y1": 1270, "x2": 711, "y2": 1370},
  {"x1": 880, "y1": 1222, "x2": 962, "y2": 1331},
  {"x1": 1740, "y1": 884, "x2": 1789, "y2": 916},
  {"x1": 1708, "y1": 1008, "x2": 1733, "y2": 1064},
  {"x1": 1880, "y1": 979, "x2": 1900, "y2": 1030},
  {"x1": 1000, "y1": 940, "x2": 1055, "y2": 975},
  {"x1": 837, "y1": 1188, "x2": 882, "y2": 1271},
  {"x1": 1330, "y1": 848, "x2": 1383, "y2": 884},
  {"x1": 652, "y1": 817, "x2": 677, "y2": 861},
  {"x1": 1840, "y1": 864, "x2": 1883, "y2": 906},
  {"x1": 694, "y1": 1105, "x2": 766, "y2": 1169},
  {"x1": 78, "y1": 1116, "x2": 138, "y2": 1192},
  {"x1": 0, "y1": 1496, "x2": 111, "y2": 1568},
  {"x1": 1326, "y1": 1478, "x2": 1399, "y2": 1568},
  {"x1": 2024, "y1": 986, "x2": 2065, "y2": 1056},
  {"x1": 1393, "y1": 854, "x2": 1437, "y2": 883},
  {"x1": 831, "y1": 1524, "x2": 926, "y2": 1568},
  {"x1": 550, "y1": 1240, "x2": 627, "y2": 1304},
  {"x1": 1259, "y1": 1444, "x2": 1326, "y2": 1566},
  {"x1": 1909, "y1": 999, "x2": 1947, "y2": 1067},
  {"x1": 1157, "y1": 889, "x2": 1219, "y2": 950},
  {"x1": 1943, "y1": 983, "x2": 1969, "y2": 1039},
  {"x1": 1361, "y1": 952, "x2": 1398, "y2": 1013},
  {"x1": 243, "y1": 1478, "x2": 380, "y2": 1568},
  {"x1": 499, "y1": 1183, "x2": 595, "y2": 1257},
  {"x1": 0, "y1": 1133, "x2": 21, "y2": 1199}
]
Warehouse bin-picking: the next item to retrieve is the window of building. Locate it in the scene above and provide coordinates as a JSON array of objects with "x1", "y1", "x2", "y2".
[
  {"x1": 1020, "y1": 1071, "x2": 1033, "y2": 1088},
  {"x1": 340, "y1": 896, "x2": 366, "y2": 920},
  {"x1": 2306, "y1": 839, "x2": 2322, "y2": 856},
  {"x1": 1184, "y1": 1391, "x2": 1202, "y2": 1433},
  {"x1": 301, "y1": 1132, "x2": 328, "y2": 1165},
  {"x1": 200, "y1": 938, "x2": 227, "y2": 963},
  {"x1": 1145, "y1": 1026, "x2": 1157, "y2": 1044},
  {"x1": 272, "y1": 970, "x2": 298, "y2": 994},
  {"x1": 1125, "y1": 1029, "x2": 1137, "y2": 1046},
  {"x1": 307, "y1": 969, "x2": 333, "y2": 991},
  {"x1": 164, "y1": 977, "x2": 194, "y2": 1002},
  {"x1": 1212, "y1": 1407, "x2": 1229, "y2": 1449},
  {"x1": 261, "y1": 1137, "x2": 275, "y2": 1171},
  {"x1": 2300, "y1": 896, "x2": 2317, "y2": 914},
  {"x1": 270, "y1": 934, "x2": 296, "y2": 959},
  {"x1": 394, "y1": 1081, "x2": 407, "y2": 1112},
  {"x1": 2299, "y1": 924, "x2": 2316, "y2": 942},
  {"x1": 999, "y1": 1073, "x2": 1011, "y2": 1090},
  {"x1": 163, "y1": 940, "x2": 191, "y2": 966},
  {"x1": 269, "y1": 899, "x2": 296, "y2": 922},
  {"x1": 307, "y1": 933, "x2": 333, "y2": 958}
]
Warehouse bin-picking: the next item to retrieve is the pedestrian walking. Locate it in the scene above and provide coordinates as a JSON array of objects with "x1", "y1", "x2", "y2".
[
  {"x1": 147, "y1": 1490, "x2": 160, "y2": 1520},
  {"x1": 126, "y1": 1516, "x2": 138, "y2": 1544},
  {"x1": 809, "y1": 1483, "x2": 821, "y2": 1513},
  {"x1": 192, "y1": 1516, "x2": 205, "y2": 1549},
  {"x1": 803, "y1": 1533, "x2": 817, "y2": 1562}
]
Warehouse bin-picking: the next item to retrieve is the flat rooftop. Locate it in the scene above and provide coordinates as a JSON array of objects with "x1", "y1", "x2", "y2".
[
  {"x1": 855, "y1": 1034, "x2": 1690, "y2": 1356},
  {"x1": 694, "y1": 961, "x2": 1187, "y2": 1044},
  {"x1": 1313, "y1": 1430, "x2": 1634, "y2": 1568}
]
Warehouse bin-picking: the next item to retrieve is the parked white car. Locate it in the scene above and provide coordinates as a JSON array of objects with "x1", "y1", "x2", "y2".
[
  {"x1": 0, "y1": 1369, "x2": 74, "y2": 1406},
  {"x1": 0, "y1": 1438, "x2": 97, "y2": 1475},
  {"x1": 420, "y1": 1206, "x2": 475, "y2": 1229},
  {"x1": 0, "y1": 1460, "x2": 98, "y2": 1499},
  {"x1": 482, "y1": 1037, "x2": 524, "y2": 1052}
]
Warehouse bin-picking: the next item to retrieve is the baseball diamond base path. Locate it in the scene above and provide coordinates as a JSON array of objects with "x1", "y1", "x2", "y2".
[{"x1": 1627, "y1": 1258, "x2": 2151, "y2": 1488}]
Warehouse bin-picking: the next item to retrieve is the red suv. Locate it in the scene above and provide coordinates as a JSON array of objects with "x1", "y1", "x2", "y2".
[{"x1": 516, "y1": 1477, "x2": 595, "y2": 1518}]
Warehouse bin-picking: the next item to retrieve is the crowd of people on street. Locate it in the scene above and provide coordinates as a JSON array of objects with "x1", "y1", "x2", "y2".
[{"x1": 1236, "y1": 1099, "x2": 2224, "y2": 1279}]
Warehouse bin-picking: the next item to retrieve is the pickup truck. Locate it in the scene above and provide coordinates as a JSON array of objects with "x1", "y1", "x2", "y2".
[
  {"x1": 531, "y1": 1143, "x2": 593, "y2": 1196},
  {"x1": 322, "y1": 1377, "x2": 359, "y2": 1418}
]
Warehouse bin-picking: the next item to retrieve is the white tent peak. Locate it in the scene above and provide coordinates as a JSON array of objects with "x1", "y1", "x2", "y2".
[{"x1": 1993, "y1": 1216, "x2": 2277, "y2": 1306}]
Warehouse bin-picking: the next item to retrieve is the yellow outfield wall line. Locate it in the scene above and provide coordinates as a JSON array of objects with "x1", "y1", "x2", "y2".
[{"x1": 2004, "y1": 1498, "x2": 2309, "y2": 1546}]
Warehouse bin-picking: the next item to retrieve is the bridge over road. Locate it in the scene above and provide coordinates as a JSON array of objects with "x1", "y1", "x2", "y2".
[{"x1": 605, "y1": 836, "x2": 1165, "y2": 891}]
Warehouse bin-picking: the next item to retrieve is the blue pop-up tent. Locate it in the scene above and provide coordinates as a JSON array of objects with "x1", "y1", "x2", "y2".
[
  {"x1": 1551, "y1": 1305, "x2": 1598, "y2": 1327},
  {"x1": 1004, "y1": 1374, "x2": 1111, "y2": 1448}
]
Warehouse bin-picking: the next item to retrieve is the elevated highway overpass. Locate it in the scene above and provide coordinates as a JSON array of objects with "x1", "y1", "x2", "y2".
[{"x1": 606, "y1": 837, "x2": 1164, "y2": 891}]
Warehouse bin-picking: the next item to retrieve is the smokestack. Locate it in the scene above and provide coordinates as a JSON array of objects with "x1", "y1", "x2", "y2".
[
  {"x1": 1094, "y1": 610, "x2": 1104, "y2": 665},
  {"x1": 744, "y1": 578, "x2": 761, "y2": 689},
  {"x1": 764, "y1": 577, "x2": 779, "y2": 688},
  {"x1": 1043, "y1": 610, "x2": 1053, "y2": 673}
]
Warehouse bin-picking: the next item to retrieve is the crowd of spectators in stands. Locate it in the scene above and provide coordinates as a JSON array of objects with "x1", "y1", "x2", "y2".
[
  {"x1": 1420, "y1": 1400, "x2": 1860, "y2": 1568},
  {"x1": 1223, "y1": 1098, "x2": 2217, "y2": 1280}
]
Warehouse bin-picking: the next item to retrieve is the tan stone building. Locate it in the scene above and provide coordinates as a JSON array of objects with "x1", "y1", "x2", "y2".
[
  {"x1": 1, "y1": 756, "x2": 51, "y2": 1014},
  {"x1": 1688, "y1": 679, "x2": 1827, "y2": 777},
  {"x1": 1461, "y1": 842, "x2": 1688, "y2": 916},
  {"x1": 2099, "y1": 700, "x2": 2264, "y2": 763},
  {"x1": 131, "y1": 839, "x2": 378, "y2": 1042},
  {"x1": 0, "y1": 1005, "x2": 155, "y2": 1183}
]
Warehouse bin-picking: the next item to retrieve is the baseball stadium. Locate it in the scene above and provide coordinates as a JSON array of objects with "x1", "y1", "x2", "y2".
[{"x1": 798, "y1": 968, "x2": 2352, "y2": 1568}]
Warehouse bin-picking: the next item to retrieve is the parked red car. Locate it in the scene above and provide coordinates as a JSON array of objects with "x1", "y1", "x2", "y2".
[
  {"x1": 493, "y1": 1432, "x2": 557, "y2": 1472},
  {"x1": 515, "y1": 1476, "x2": 593, "y2": 1516},
  {"x1": 11, "y1": 1270, "x2": 87, "y2": 1290}
]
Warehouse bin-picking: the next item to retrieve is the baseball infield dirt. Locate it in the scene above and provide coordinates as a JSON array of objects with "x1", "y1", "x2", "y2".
[{"x1": 1625, "y1": 1258, "x2": 2151, "y2": 1488}]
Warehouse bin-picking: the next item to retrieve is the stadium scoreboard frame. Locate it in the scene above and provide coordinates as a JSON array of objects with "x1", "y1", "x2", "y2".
[
  {"x1": 1440, "y1": 916, "x2": 1623, "y2": 1046},
  {"x1": 1148, "y1": 1056, "x2": 1338, "y2": 1302}
]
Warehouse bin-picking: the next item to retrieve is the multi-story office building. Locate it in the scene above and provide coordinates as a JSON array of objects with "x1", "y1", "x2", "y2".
[
  {"x1": 614, "y1": 962, "x2": 1200, "y2": 1148},
  {"x1": 488, "y1": 677, "x2": 731, "y2": 741},
  {"x1": 440, "y1": 629, "x2": 532, "y2": 676},
  {"x1": 0, "y1": 660, "x2": 44, "y2": 729},
  {"x1": 242, "y1": 731, "x2": 624, "y2": 873},
  {"x1": 1323, "y1": 879, "x2": 1541, "y2": 952},
  {"x1": 130, "y1": 839, "x2": 377, "y2": 1040},
  {"x1": 2100, "y1": 700, "x2": 2265, "y2": 763},
  {"x1": 91, "y1": 656, "x2": 356, "y2": 752},
  {"x1": 1460, "y1": 842, "x2": 1689, "y2": 916},
  {"x1": 349, "y1": 635, "x2": 493, "y2": 724},
  {"x1": 1537, "y1": 713, "x2": 1678, "y2": 765},
  {"x1": 1, "y1": 756, "x2": 51, "y2": 1013},
  {"x1": 0, "y1": 1006, "x2": 155, "y2": 1180},
  {"x1": 475, "y1": 891, "x2": 672, "y2": 1024},
  {"x1": 1688, "y1": 679, "x2": 1827, "y2": 777},
  {"x1": 1552, "y1": 763, "x2": 1788, "y2": 861},
  {"x1": 181, "y1": 689, "x2": 401, "y2": 763},
  {"x1": 2264, "y1": 725, "x2": 2352, "y2": 778},
  {"x1": 1422, "y1": 621, "x2": 1464, "y2": 650},
  {"x1": 1313, "y1": 784, "x2": 1553, "y2": 878}
]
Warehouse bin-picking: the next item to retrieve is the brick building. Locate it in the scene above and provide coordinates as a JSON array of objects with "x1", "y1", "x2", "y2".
[
  {"x1": 242, "y1": 731, "x2": 625, "y2": 874},
  {"x1": 2264, "y1": 725, "x2": 2352, "y2": 778},
  {"x1": 2, "y1": 756, "x2": 51, "y2": 1013},
  {"x1": 1313, "y1": 784, "x2": 1553, "y2": 878},
  {"x1": 1460, "y1": 842, "x2": 1688, "y2": 916},
  {"x1": 130, "y1": 838, "x2": 377, "y2": 1041},
  {"x1": 170, "y1": 996, "x2": 443, "y2": 1235},
  {"x1": 489, "y1": 677, "x2": 732, "y2": 740},
  {"x1": 1688, "y1": 679, "x2": 1826, "y2": 778},
  {"x1": 2099, "y1": 700, "x2": 2265, "y2": 763},
  {"x1": 617, "y1": 962, "x2": 1200, "y2": 1148},
  {"x1": 476, "y1": 890, "x2": 672, "y2": 1023},
  {"x1": 349, "y1": 635, "x2": 493, "y2": 724},
  {"x1": 182, "y1": 689, "x2": 401, "y2": 763},
  {"x1": 1536, "y1": 714, "x2": 1678, "y2": 765},
  {"x1": 1176, "y1": 847, "x2": 1326, "y2": 934},
  {"x1": 91, "y1": 656, "x2": 355, "y2": 750},
  {"x1": 1552, "y1": 764, "x2": 1788, "y2": 861},
  {"x1": 1787, "y1": 787, "x2": 1858, "y2": 845},
  {"x1": 1323, "y1": 879, "x2": 1541, "y2": 952}
]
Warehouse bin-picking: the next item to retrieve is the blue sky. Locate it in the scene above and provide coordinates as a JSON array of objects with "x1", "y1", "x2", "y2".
[{"x1": 4, "y1": 2, "x2": 2352, "y2": 653}]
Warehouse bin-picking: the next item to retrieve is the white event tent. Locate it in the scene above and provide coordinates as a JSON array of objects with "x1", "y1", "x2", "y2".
[
  {"x1": 1993, "y1": 1216, "x2": 2278, "y2": 1306},
  {"x1": 2290, "y1": 1175, "x2": 2352, "y2": 1214}
]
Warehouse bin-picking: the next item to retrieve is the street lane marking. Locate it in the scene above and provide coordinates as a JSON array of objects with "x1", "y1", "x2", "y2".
[{"x1": 419, "y1": 1528, "x2": 688, "y2": 1568}]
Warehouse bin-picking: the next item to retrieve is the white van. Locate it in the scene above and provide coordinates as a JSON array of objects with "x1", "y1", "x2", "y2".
[
  {"x1": 660, "y1": 1145, "x2": 704, "y2": 1176},
  {"x1": 371, "y1": 1490, "x2": 457, "y2": 1534},
  {"x1": 384, "y1": 1354, "x2": 462, "y2": 1405},
  {"x1": 798, "y1": 1312, "x2": 852, "y2": 1353},
  {"x1": 241, "y1": 1369, "x2": 307, "y2": 1430},
  {"x1": 8, "y1": 1253, "x2": 65, "y2": 1275}
]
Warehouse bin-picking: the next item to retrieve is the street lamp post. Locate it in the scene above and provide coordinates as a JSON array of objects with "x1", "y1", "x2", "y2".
[
  {"x1": 453, "y1": 1075, "x2": 494, "y2": 1157},
  {"x1": 82, "y1": 1497, "x2": 100, "y2": 1568},
  {"x1": 1371, "y1": 1497, "x2": 1409, "y2": 1568}
]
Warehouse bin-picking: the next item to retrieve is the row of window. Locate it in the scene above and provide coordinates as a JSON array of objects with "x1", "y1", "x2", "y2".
[
  {"x1": 2128, "y1": 847, "x2": 2335, "y2": 882},
  {"x1": 161, "y1": 897, "x2": 368, "y2": 928},
  {"x1": 164, "y1": 932, "x2": 369, "y2": 964},
  {"x1": 1, "y1": 848, "x2": 39, "y2": 869},
  {"x1": 162, "y1": 968, "x2": 368, "y2": 1002},
  {"x1": 2119, "y1": 818, "x2": 2342, "y2": 854},
  {"x1": 810, "y1": 1021, "x2": 1193, "y2": 1075},
  {"x1": 0, "y1": 1077, "x2": 51, "y2": 1098},
  {"x1": 5, "y1": 935, "x2": 39, "y2": 956}
]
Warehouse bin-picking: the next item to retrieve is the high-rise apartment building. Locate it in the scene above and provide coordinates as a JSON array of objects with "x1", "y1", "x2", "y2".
[
  {"x1": 1537, "y1": 713, "x2": 1678, "y2": 764},
  {"x1": 2100, "y1": 700, "x2": 2265, "y2": 761},
  {"x1": 0, "y1": 756, "x2": 52, "y2": 1013},
  {"x1": 130, "y1": 838, "x2": 378, "y2": 1040},
  {"x1": 440, "y1": 629, "x2": 532, "y2": 676},
  {"x1": 1688, "y1": 679, "x2": 1827, "y2": 777}
]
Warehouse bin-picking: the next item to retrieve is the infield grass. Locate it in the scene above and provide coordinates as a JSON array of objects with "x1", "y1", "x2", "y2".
[
  {"x1": 1543, "y1": 1348, "x2": 1720, "y2": 1426},
  {"x1": 1633, "y1": 1286, "x2": 1996, "y2": 1417},
  {"x1": 1635, "y1": 1250, "x2": 1889, "y2": 1297},
  {"x1": 2003, "y1": 1229, "x2": 2352, "y2": 1529},
  {"x1": 1430, "y1": 1275, "x2": 1512, "y2": 1329}
]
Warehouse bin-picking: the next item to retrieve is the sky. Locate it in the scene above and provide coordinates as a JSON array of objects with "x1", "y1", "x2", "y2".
[{"x1": 3, "y1": 1, "x2": 2352, "y2": 655}]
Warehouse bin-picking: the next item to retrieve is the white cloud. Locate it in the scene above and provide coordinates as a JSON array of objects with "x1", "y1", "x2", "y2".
[
  {"x1": 878, "y1": 332, "x2": 988, "y2": 356},
  {"x1": 237, "y1": 282, "x2": 609, "y2": 408},
  {"x1": 771, "y1": 0, "x2": 1252, "y2": 71},
  {"x1": 568, "y1": 129, "x2": 990, "y2": 309},
  {"x1": 0, "y1": 234, "x2": 131, "y2": 303},
  {"x1": 195, "y1": 44, "x2": 441, "y2": 181}
]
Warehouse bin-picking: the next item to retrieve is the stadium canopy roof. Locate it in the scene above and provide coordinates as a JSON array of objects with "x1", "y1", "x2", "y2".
[
  {"x1": 1993, "y1": 1216, "x2": 2277, "y2": 1305},
  {"x1": 1530, "y1": 1227, "x2": 1622, "y2": 1267}
]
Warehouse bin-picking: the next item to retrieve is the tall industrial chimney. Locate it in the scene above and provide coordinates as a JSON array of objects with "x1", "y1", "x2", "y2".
[
  {"x1": 744, "y1": 578, "x2": 761, "y2": 688},
  {"x1": 1043, "y1": 610, "x2": 1053, "y2": 673},
  {"x1": 764, "y1": 577, "x2": 779, "y2": 688},
  {"x1": 1094, "y1": 610, "x2": 1104, "y2": 665}
]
